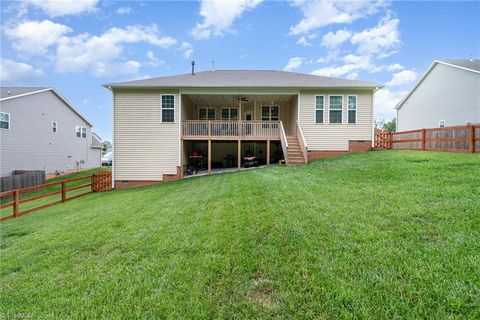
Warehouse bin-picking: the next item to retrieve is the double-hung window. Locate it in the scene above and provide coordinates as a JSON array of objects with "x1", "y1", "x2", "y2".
[
  {"x1": 261, "y1": 106, "x2": 279, "y2": 121},
  {"x1": 329, "y1": 96, "x2": 343, "y2": 124},
  {"x1": 161, "y1": 94, "x2": 175, "y2": 123},
  {"x1": 221, "y1": 108, "x2": 238, "y2": 120},
  {"x1": 52, "y1": 121, "x2": 57, "y2": 132},
  {"x1": 348, "y1": 96, "x2": 357, "y2": 124},
  {"x1": 315, "y1": 96, "x2": 324, "y2": 123},
  {"x1": 0, "y1": 112, "x2": 10, "y2": 130},
  {"x1": 199, "y1": 108, "x2": 216, "y2": 120},
  {"x1": 76, "y1": 126, "x2": 86, "y2": 138}
]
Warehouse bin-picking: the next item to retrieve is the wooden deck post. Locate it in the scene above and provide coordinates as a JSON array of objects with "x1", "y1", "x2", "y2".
[
  {"x1": 421, "y1": 128, "x2": 426, "y2": 151},
  {"x1": 469, "y1": 125, "x2": 475, "y2": 153},
  {"x1": 266, "y1": 139, "x2": 270, "y2": 165},
  {"x1": 13, "y1": 189, "x2": 19, "y2": 217},
  {"x1": 208, "y1": 140, "x2": 212, "y2": 175},
  {"x1": 238, "y1": 140, "x2": 241, "y2": 169},
  {"x1": 61, "y1": 181, "x2": 66, "y2": 202}
]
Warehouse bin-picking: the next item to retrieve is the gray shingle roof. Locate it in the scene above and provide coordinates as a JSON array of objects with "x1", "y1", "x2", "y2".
[
  {"x1": 105, "y1": 70, "x2": 380, "y2": 89},
  {"x1": 440, "y1": 59, "x2": 480, "y2": 72},
  {"x1": 0, "y1": 87, "x2": 48, "y2": 99}
]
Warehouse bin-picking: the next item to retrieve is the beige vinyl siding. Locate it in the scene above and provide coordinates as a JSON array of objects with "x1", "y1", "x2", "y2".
[
  {"x1": 114, "y1": 89, "x2": 180, "y2": 181},
  {"x1": 299, "y1": 90, "x2": 373, "y2": 151}
]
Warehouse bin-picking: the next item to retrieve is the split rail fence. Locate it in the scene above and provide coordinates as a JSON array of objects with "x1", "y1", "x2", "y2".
[
  {"x1": 375, "y1": 124, "x2": 480, "y2": 153},
  {"x1": 0, "y1": 171, "x2": 112, "y2": 222}
]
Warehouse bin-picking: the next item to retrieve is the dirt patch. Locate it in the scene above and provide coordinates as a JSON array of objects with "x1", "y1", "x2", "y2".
[{"x1": 248, "y1": 276, "x2": 277, "y2": 310}]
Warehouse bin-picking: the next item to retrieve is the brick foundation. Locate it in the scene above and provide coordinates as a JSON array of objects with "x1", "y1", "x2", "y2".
[
  {"x1": 114, "y1": 166, "x2": 182, "y2": 189},
  {"x1": 308, "y1": 140, "x2": 372, "y2": 161}
]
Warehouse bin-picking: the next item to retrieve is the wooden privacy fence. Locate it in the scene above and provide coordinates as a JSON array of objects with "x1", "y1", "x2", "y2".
[
  {"x1": 375, "y1": 124, "x2": 480, "y2": 153},
  {"x1": 0, "y1": 171, "x2": 112, "y2": 222}
]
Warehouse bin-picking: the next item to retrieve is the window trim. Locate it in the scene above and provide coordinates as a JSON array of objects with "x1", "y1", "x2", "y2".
[
  {"x1": 198, "y1": 107, "x2": 216, "y2": 120},
  {"x1": 261, "y1": 105, "x2": 280, "y2": 121},
  {"x1": 160, "y1": 94, "x2": 175, "y2": 123},
  {"x1": 347, "y1": 95, "x2": 358, "y2": 124},
  {"x1": 439, "y1": 120, "x2": 446, "y2": 128},
  {"x1": 314, "y1": 95, "x2": 325, "y2": 124},
  {"x1": 76, "y1": 125, "x2": 86, "y2": 138},
  {"x1": 328, "y1": 95, "x2": 344, "y2": 124},
  {"x1": 52, "y1": 121, "x2": 57, "y2": 133},
  {"x1": 0, "y1": 112, "x2": 10, "y2": 130},
  {"x1": 221, "y1": 107, "x2": 238, "y2": 120}
]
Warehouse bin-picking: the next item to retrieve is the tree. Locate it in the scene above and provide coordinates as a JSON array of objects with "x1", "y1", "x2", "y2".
[{"x1": 383, "y1": 118, "x2": 396, "y2": 132}]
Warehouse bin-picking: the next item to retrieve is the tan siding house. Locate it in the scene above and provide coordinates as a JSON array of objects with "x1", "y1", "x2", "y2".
[{"x1": 106, "y1": 70, "x2": 380, "y2": 188}]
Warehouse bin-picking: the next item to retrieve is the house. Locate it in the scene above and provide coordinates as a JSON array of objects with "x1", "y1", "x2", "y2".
[
  {"x1": 0, "y1": 87, "x2": 101, "y2": 177},
  {"x1": 396, "y1": 59, "x2": 480, "y2": 131},
  {"x1": 105, "y1": 69, "x2": 380, "y2": 188}
]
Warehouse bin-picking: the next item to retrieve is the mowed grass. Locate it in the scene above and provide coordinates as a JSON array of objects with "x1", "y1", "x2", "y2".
[{"x1": 1, "y1": 151, "x2": 479, "y2": 319}]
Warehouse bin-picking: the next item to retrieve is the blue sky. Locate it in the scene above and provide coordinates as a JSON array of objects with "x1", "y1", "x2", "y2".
[{"x1": 1, "y1": 0, "x2": 479, "y2": 141}]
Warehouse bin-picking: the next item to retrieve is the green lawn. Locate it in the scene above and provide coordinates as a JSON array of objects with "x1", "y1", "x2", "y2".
[{"x1": 1, "y1": 151, "x2": 479, "y2": 319}]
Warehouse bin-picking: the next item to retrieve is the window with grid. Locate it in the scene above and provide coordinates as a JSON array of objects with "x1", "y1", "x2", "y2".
[
  {"x1": 0, "y1": 112, "x2": 10, "y2": 129},
  {"x1": 199, "y1": 108, "x2": 215, "y2": 120},
  {"x1": 161, "y1": 94, "x2": 175, "y2": 122},
  {"x1": 315, "y1": 96, "x2": 324, "y2": 123},
  {"x1": 261, "y1": 106, "x2": 279, "y2": 121},
  {"x1": 329, "y1": 96, "x2": 343, "y2": 124},
  {"x1": 76, "y1": 126, "x2": 86, "y2": 138},
  {"x1": 348, "y1": 96, "x2": 357, "y2": 124},
  {"x1": 221, "y1": 108, "x2": 238, "y2": 120}
]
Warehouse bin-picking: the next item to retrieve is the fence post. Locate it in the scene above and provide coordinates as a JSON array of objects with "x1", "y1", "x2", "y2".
[
  {"x1": 91, "y1": 175, "x2": 95, "y2": 193},
  {"x1": 61, "y1": 181, "x2": 66, "y2": 202},
  {"x1": 421, "y1": 129, "x2": 426, "y2": 151},
  {"x1": 388, "y1": 132, "x2": 393, "y2": 150},
  {"x1": 469, "y1": 125, "x2": 475, "y2": 153},
  {"x1": 13, "y1": 189, "x2": 19, "y2": 217}
]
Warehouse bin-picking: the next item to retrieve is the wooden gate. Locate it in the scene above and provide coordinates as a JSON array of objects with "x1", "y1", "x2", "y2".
[
  {"x1": 92, "y1": 171, "x2": 112, "y2": 192},
  {"x1": 374, "y1": 129, "x2": 392, "y2": 150}
]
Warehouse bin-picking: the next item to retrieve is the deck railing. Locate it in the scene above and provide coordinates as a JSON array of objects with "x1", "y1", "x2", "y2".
[
  {"x1": 296, "y1": 120, "x2": 308, "y2": 163},
  {"x1": 279, "y1": 121, "x2": 289, "y2": 164},
  {"x1": 182, "y1": 120, "x2": 281, "y2": 139}
]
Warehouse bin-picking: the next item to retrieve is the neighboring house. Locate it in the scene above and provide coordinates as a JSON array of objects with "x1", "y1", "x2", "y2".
[
  {"x1": 105, "y1": 70, "x2": 380, "y2": 188},
  {"x1": 396, "y1": 59, "x2": 480, "y2": 131},
  {"x1": 0, "y1": 87, "x2": 101, "y2": 177}
]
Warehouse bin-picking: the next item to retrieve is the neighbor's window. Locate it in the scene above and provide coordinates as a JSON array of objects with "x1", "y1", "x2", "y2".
[
  {"x1": 76, "y1": 126, "x2": 86, "y2": 138},
  {"x1": 0, "y1": 112, "x2": 10, "y2": 130},
  {"x1": 261, "y1": 106, "x2": 279, "y2": 121},
  {"x1": 199, "y1": 108, "x2": 216, "y2": 120},
  {"x1": 315, "y1": 96, "x2": 324, "y2": 123},
  {"x1": 439, "y1": 120, "x2": 446, "y2": 128},
  {"x1": 348, "y1": 96, "x2": 357, "y2": 124},
  {"x1": 52, "y1": 121, "x2": 57, "y2": 132},
  {"x1": 161, "y1": 94, "x2": 175, "y2": 123},
  {"x1": 329, "y1": 96, "x2": 343, "y2": 124},
  {"x1": 221, "y1": 108, "x2": 238, "y2": 120}
]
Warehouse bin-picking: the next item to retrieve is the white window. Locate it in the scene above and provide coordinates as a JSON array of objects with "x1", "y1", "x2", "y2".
[
  {"x1": 439, "y1": 120, "x2": 446, "y2": 128},
  {"x1": 221, "y1": 108, "x2": 238, "y2": 120},
  {"x1": 315, "y1": 95, "x2": 324, "y2": 124},
  {"x1": 161, "y1": 94, "x2": 175, "y2": 123},
  {"x1": 52, "y1": 121, "x2": 57, "y2": 132},
  {"x1": 76, "y1": 126, "x2": 86, "y2": 138},
  {"x1": 261, "y1": 106, "x2": 279, "y2": 121},
  {"x1": 348, "y1": 96, "x2": 357, "y2": 124},
  {"x1": 199, "y1": 108, "x2": 216, "y2": 120},
  {"x1": 0, "y1": 112, "x2": 10, "y2": 130},
  {"x1": 329, "y1": 96, "x2": 343, "y2": 124}
]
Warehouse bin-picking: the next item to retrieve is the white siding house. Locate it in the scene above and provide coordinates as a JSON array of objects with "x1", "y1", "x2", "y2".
[
  {"x1": 105, "y1": 70, "x2": 381, "y2": 188},
  {"x1": 0, "y1": 87, "x2": 101, "y2": 177},
  {"x1": 396, "y1": 60, "x2": 480, "y2": 131}
]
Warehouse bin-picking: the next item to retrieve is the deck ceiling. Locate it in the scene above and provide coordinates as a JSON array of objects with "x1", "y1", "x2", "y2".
[{"x1": 185, "y1": 94, "x2": 295, "y2": 107}]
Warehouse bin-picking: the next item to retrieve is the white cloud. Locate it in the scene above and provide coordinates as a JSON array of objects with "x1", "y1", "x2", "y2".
[
  {"x1": 375, "y1": 87, "x2": 407, "y2": 119},
  {"x1": 116, "y1": 6, "x2": 132, "y2": 15},
  {"x1": 290, "y1": 0, "x2": 386, "y2": 35},
  {"x1": 311, "y1": 54, "x2": 374, "y2": 78},
  {"x1": 26, "y1": 0, "x2": 99, "y2": 17},
  {"x1": 386, "y1": 63, "x2": 404, "y2": 71},
  {"x1": 386, "y1": 69, "x2": 418, "y2": 86},
  {"x1": 0, "y1": 58, "x2": 44, "y2": 84},
  {"x1": 284, "y1": 57, "x2": 304, "y2": 71},
  {"x1": 55, "y1": 24, "x2": 177, "y2": 75},
  {"x1": 321, "y1": 29, "x2": 351, "y2": 48},
  {"x1": 146, "y1": 51, "x2": 165, "y2": 67},
  {"x1": 351, "y1": 17, "x2": 401, "y2": 57},
  {"x1": 179, "y1": 42, "x2": 194, "y2": 59},
  {"x1": 297, "y1": 33, "x2": 317, "y2": 46},
  {"x1": 91, "y1": 60, "x2": 141, "y2": 77},
  {"x1": 4, "y1": 20, "x2": 72, "y2": 55},
  {"x1": 190, "y1": 0, "x2": 263, "y2": 39}
]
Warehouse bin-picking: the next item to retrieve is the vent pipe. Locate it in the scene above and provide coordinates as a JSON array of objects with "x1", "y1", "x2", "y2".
[{"x1": 191, "y1": 61, "x2": 195, "y2": 75}]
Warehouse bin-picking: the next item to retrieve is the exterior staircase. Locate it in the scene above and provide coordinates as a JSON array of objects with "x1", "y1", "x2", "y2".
[{"x1": 286, "y1": 136, "x2": 307, "y2": 165}]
